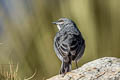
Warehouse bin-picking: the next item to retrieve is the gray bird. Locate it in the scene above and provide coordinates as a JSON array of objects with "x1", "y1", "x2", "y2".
[{"x1": 53, "y1": 18, "x2": 85, "y2": 74}]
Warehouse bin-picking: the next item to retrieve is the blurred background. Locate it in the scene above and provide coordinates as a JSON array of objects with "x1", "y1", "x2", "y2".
[{"x1": 0, "y1": 0, "x2": 120, "y2": 79}]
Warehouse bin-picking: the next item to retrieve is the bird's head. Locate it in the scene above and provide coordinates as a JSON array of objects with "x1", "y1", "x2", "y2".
[{"x1": 52, "y1": 18, "x2": 73, "y2": 30}]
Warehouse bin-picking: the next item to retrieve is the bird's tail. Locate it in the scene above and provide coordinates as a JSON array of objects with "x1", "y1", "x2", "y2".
[{"x1": 60, "y1": 61, "x2": 71, "y2": 74}]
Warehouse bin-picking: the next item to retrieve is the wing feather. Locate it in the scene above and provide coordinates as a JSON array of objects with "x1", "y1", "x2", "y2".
[{"x1": 54, "y1": 32, "x2": 85, "y2": 61}]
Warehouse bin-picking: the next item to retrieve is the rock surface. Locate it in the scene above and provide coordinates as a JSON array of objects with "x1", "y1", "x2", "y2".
[{"x1": 47, "y1": 57, "x2": 120, "y2": 80}]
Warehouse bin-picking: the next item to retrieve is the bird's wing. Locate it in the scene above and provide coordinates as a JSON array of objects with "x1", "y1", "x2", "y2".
[
  {"x1": 54, "y1": 32, "x2": 85, "y2": 61},
  {"x1": 54, "y1": 34, "x2": 69, "y2": 58},
  {"x1": 68, "y1": 34, "x2": 85, "y2": 60}
]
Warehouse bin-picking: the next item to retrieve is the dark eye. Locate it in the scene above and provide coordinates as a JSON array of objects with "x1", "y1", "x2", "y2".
[{"x1": 58, "y1": 20, "x2": 64, "y2": 22}]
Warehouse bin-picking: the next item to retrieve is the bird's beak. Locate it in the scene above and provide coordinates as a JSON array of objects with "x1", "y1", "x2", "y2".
[{"x1": 52, "y1": 21, "x2": 57, "y2": 24}]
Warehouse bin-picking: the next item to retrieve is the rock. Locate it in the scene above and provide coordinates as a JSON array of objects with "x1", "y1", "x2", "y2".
[{"x1": 47, "y1": 57, "x2": 120, "y2": 80}]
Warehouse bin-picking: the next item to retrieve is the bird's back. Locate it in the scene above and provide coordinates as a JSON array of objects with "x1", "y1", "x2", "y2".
[{"x1": 54, "y1": 24, "x2": 85, "y2": 61}]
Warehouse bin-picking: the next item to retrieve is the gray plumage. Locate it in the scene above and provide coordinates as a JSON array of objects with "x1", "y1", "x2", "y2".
[{"x1": 53, "y1": 18, "x2": 85, "y2": 74}]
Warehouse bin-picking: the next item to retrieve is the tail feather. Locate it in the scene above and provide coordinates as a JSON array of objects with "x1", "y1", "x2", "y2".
[{"x1": 60, "y1": 61, "x2": 71, "y2": 74}]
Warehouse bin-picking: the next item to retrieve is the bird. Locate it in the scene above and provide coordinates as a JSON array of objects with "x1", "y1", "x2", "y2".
[{"x1": 52, "y1": 18, "x2": 85, "y2": 74}]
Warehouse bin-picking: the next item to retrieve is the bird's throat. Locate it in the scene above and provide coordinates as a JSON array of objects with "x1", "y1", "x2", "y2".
[{"x1": 57, "y1": 25, "x2": 61, "y2": 30}]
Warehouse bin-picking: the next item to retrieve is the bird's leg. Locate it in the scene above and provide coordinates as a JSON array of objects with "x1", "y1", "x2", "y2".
[{"x1": 75, "y1": 61, "x2": 78, "y2": 69}]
